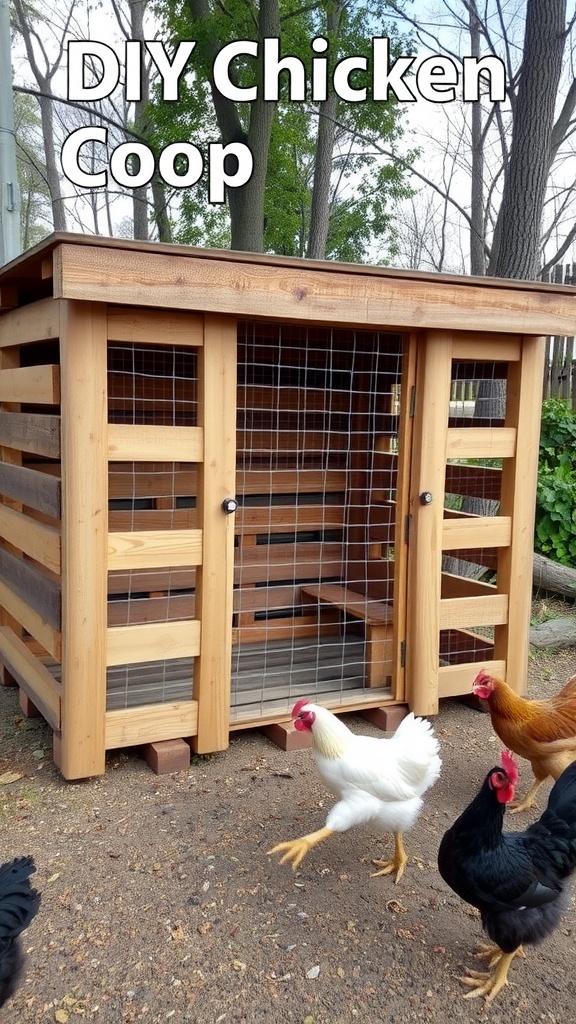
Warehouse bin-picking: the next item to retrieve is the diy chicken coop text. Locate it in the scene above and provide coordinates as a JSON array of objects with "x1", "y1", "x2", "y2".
[{"x1": 62, "y1": 38, "x2": 507, "y2": 197}]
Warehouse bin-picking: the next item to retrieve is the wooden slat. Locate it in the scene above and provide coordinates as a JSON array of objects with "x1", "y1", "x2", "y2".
[
  {"x1": 441, "y1": 572, "x2": 497, "y2": 599},
  {"x1": 108, "y1": 464, "x2": 196, "y2": 500},
  {"x1": 55, "y1": 241, "x2": 576, "y2": 336},
  {"x1": 439, "y1": 593, "x2": 508, "y2": 629},
  {"x1": 107, "y1": 424, "x2": 204, "y2": 462},
  {"x1": 0, "y1": 412, "x2": 60, "y2": 457},
  {"x1": 451, "y1": 337, "x2": 521, "y2": 361},
  {"x1": 234, "y1": 542, "x2": 343, "y2": 585},
  {"x1": 0, "y1": 626, "x2": 61, "y2": 729},
  {"x1": 441, "y1": 515, "x2": 511, "y2": 550},
  {"x1": 108, "y1": 566, "x2": 195, "y2": 595},
  {"x1": 0, "y1": 461, "x2": 61, "y2": 518},
  {"x1": 105, "y1": 700, "x2": 198, "y2": 748},
  {"x1": 438, "y1": 659, "x2": 507, "y2": 698},
  {"x1": 192, "y1": 314, "x2": 237, "y2": 754},
  {"x1": 407, "y1": 331, "x2": 452, "y2": 716},
  {"x1": 0, "y1": 365, "x2": 60, "y2": 404},
  {"x1": 59, "y1": 300, "x2": 108, "y2": 779},
  {"x1": 0, "y1": 544, "x2": 61, "y2": 629},
  {"x1": 108, "y1": 508, "x2": 196, "y2": 531},
  {"x1": 108, "y1": 528, "x2": 203, "y2": 570},
  {"x1": 0, "y1": 579, "x2": 61, "y2": 659},
  {"x1": 107, "y1": 593, "x2": 194, "y2": 627},
  {"x1": 301, "y1": 584, "x2": 393, "y2": 625},
  {"x1": 106, "y1": 619, "x2": 201, "y2": 666},
  {"x1": 446, "y1": 426, "x2": 516, "y2": 459},
  {"x1": 0, "y1": 296, "x2": 60, "y2": 348},
  {"x1": 238, "y1": 504, "x2": 345, "y2": 534},
  {"x1": 0, "y1": 503, "x2": 60, "y2": 573},
  {"x1": 107, "y1": 307, "x2": 204, "y2": 346}
]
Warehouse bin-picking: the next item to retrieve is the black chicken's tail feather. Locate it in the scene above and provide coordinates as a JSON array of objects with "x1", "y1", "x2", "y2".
[
  {"x1": 0, "y1": 937, "x2": 24, "y2": 1008},
  {"x1": 0, "y1": 857, "x2": 41, "y2": 938},
  {"x1": 528, "y1": 762, "x2": 576, "y2": 877}
]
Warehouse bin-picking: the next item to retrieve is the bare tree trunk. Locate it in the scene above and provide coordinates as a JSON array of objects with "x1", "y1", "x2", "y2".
[
  {"x1": 130, "y1": 0, "x2": 149, "y2": 240},
  {"x1": 306, "y1": 3, "x2": 345, "y2": 260},
  {"x1": 469, "y1": 3, "x2": 485, "y2": 275},
  {"x1": 491, "y1": 0, "x2": 567, "y2": 280}
]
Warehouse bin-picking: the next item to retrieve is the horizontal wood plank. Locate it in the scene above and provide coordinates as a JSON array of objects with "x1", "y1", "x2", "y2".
[
  {"x1": 0, "y1": 503, "x2": 61, "y2": 573},
  {"x1": 446, "y1": 426, "x2": 516, "y2": 459},
  {"x1": 108, "y1": 528, "x2": 203, "y2": 570},
  {"x1": 107, "y1": 307, "x2": 204, "y2": 345},
  {"x1": 0, "y1": 365, "x2": 60, "y2": 405},
  {"x1": 107, "y1": 593, "x2": 194, "y2": 626},
  {"x1": 106, "y1": 618, "x2": 201, "y2": 666},
  {"x1": 0, "y1": 461, "x2": 61, "y2": 517},
  {"x1": 0, "y1": 412, "x2": 60, "y2": 457},
  {"x1": 301, "y1": 583, "x2": 393, "y2": 625},
  {"x1": 441, "y1": 515, "x2": 511, "y2": 550},
  {"x1": 0, "y1": 297, "x2": 59, "y2": 347},
  {"x1": 438, "y1": 659, "x2": 506, "y2": 697},
  {"x1": 105, "y1": 700, "x2": 198, "y2": 748},
  {"x1": 0, "y1": 544, "x2": 61, "y2": 629},
  {"x1": 56, "y1": 242, "x2": 576, "y2": 336},
  {"x1": 0, "y1": 626, "x2": 61, "y2": 728},
  {"x1": 439, "y1": 593, "x2": 508, "y2": 629},
  {"x1": 441, "y1": 572, "x2": 497, "y2": 600},
  {"x1": 0, "y1": 579, "x2": 61, "y2": 659},
  {"x1": 451, "y1": 337, "x2": 521, "y2": 361},
  {"x1": 107, "y1": 424, "x2": 204, "y2": 462}
]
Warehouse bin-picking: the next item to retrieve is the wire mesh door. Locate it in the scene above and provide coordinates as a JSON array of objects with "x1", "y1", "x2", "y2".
[{"x1": 232, "y1": 322, "x2": 405, "y2": 725}]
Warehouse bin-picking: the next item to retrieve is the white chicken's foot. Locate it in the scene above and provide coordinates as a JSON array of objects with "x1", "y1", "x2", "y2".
[
  {"x1": 371, "y1": 832, "x2": 407, "y2": 884},
  {"x1": 459, "y1": 948, "x2": 519, "y2": 1002},
  {"x1": 267, "y1": 826, "x2": 335, "y2": 870}
]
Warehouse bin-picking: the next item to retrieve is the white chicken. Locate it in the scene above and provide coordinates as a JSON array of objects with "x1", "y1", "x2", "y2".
[{"x1": 268, "y1": 700, "x2": 441, "y2": 882}]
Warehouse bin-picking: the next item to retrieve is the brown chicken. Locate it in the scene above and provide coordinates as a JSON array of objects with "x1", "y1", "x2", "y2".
[{"x1": 472, "y1": 669, "x2": 576, "y2": 813}]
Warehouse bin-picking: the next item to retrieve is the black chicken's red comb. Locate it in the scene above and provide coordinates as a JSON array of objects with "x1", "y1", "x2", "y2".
[{"x1": 500, "y1": 749, "x2": 519, "y2": 784}]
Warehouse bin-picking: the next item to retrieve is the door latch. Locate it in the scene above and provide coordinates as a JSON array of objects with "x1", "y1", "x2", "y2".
[
  {"x1": 419, "y1": 491, "x2": 433, "y2": 506},
  {"x1": 222, "y1": 498, "x2": 238, "y2": 513}
]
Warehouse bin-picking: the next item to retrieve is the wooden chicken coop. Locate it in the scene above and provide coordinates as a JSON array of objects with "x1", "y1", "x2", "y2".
[{"x1": 0, "y1": 233, "x2": 574, "y2": 779}]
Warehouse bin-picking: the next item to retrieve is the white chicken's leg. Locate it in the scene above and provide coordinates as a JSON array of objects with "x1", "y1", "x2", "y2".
[
  {"x1": 267, "y1": 826, "x2": 334, "y2": 870},
  {"x1": 371, "y1": 832, "x2": 407, "y2": 883}
]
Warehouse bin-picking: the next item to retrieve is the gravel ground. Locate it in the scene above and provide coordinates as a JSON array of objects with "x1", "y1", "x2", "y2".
[{"x1": 1, "y1": 643, "x2": 576, "y2": 1024}]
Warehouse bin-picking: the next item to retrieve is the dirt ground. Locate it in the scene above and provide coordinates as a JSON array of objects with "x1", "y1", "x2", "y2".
[{"x1": 1, "y1": 641, "x2": 576, "y2": 1024}]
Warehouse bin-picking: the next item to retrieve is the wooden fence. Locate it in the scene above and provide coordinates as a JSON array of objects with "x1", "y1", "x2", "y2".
[{"x1": 542, "y1": 263, "x2": 575, "y2": 407}]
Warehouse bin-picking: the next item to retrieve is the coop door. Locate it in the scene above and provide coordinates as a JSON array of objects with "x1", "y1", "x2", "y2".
[
  {"x1": 407, "y1": 330, "x2": 542, "y2": 716},
  {"x1": 232, "y1": 323, "x2": 411, "y2": 725}
]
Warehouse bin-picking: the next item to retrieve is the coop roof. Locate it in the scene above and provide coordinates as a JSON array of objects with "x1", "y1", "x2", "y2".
[{"x1": 0, "y1": 232, "x2": 574, "y2": 337}]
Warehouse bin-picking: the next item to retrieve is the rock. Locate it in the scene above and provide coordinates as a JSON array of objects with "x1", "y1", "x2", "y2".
[{"x1": 529, "y1": 617, "x2": 576, "y2": 649}]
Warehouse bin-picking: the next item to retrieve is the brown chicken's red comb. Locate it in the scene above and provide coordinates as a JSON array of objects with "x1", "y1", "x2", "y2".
[{"x1": 500, "y1": 749, "x2": 519, "y2": 784}]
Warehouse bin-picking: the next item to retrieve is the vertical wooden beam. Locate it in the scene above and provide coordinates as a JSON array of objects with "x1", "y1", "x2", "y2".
[
  {"x1": 58, "y1": 300, "x2": 108, "y2": 778},
  {"x1": 493, "y1": 336, "x2": 546, "y2": 692},
  {"x1": 192, "y1": 314, "x2": 237, "y2": 754},
  {"x1": 406, "y1": 331, "x2": 453, "y2": 716}
]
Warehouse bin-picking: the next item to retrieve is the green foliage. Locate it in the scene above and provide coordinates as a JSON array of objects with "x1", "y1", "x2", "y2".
[{"x1": 535, "y1": 399, "x2": 576, "y2": 566}]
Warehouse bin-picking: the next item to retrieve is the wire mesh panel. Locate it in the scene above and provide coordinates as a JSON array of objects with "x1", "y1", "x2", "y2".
[
  {"x1": 106, "y1": 343, "x2": 199, "y2": 710},
  {"x1": 440, "y1": 358, "x2": 508, "y2": 668},
  {"x1": 232, "y1": 322, "x2": 404, "y2": 722}
]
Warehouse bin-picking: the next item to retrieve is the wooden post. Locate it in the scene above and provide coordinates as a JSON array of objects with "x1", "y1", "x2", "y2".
[
  {"x1": 406, "y1": 331, "x2": 453, "y2": 716},
  {"x1": 493, "y1": 335, "x2": 546, "y2": 691},
  {"x1": 58, "y1": 300, "x2": 108, "y2": 778},
  {"x1": 192, "y1": 314, "x2": 237, "y2": 754}
]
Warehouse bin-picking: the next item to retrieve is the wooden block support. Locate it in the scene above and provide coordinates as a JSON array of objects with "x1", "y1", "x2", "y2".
[
  {"x1": 261, "y1": 721, "x2": 314, "y2": 751},
  {"x1": 19, "y1": 688, "x2": 42, "y2": 718},
  {"x1": 359, "y1": 704, "x2": 409, "y2": 732},
  {"x1": 143, "y1": 738, "x2": 191, "y2": 774}
]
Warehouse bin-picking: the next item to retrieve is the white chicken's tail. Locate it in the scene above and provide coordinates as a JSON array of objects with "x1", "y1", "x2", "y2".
[{"x1": 391, "y1": 712, "x2": 442, "y2": 792}]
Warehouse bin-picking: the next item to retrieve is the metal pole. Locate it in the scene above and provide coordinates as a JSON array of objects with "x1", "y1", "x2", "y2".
[{"x1": 0, "y1": 0, "x2": 21, "y2": 264}]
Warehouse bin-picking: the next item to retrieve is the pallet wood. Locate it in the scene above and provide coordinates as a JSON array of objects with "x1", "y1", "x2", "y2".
[
  {"x1": 0, "y1": 296, "x2": 59, "y2": 348},
  {"x1": 0, "y1": 411, "x2": 60, "y2": 458},
  {"x1": 0, "y1": 364, "x2": 60, "y2": 405},
  {"x1": 0, "y1": 460, "x2": 61, "y2": 517},
  {"x1": 0, "y1": 626, "x2": 61, "y2": 729},
  {"x1": 107, "y1": 424, "x2": 204, "y2": 462},
  {"x1": 0, "y1": 503, "x2": 61, "y2": 573},
  {"x1": 0, "y1": 544, "x2": 61, "y2": 629},
  {"x1": 59, "y1": 300, "x2": 108, "y2": 779},
  {"x1": 106, "y1": 619, "x2": 201, "y2": 666}
]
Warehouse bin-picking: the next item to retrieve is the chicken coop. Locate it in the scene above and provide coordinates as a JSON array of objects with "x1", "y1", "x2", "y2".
[{"x1": 0, "y1": 233, "x2": 573, "y2": 779}]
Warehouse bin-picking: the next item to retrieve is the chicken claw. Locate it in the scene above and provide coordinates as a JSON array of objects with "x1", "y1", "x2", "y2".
[
  {"x1": 459, "y1": 949, "x2": 519, "y2": 1001},
  {"x1": 371, "y1": 832, "x2": 407, "y2": 883},
  {"x1": 267, "y1": 826, "x2": 334, "y2": 870}
]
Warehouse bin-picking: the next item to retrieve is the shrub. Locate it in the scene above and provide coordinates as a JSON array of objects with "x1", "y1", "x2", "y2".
[{"x1": 535, "y1": 399, "x2": 576, "y2": 566}]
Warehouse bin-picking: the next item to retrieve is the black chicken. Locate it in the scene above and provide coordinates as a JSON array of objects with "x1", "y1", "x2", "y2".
[
  {"x1": 0, "y1": 857, "x2": 41, "y2": 1008},
  {"x1": 438, "y1": 750, "x2": 576, "y2": 1001}
]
